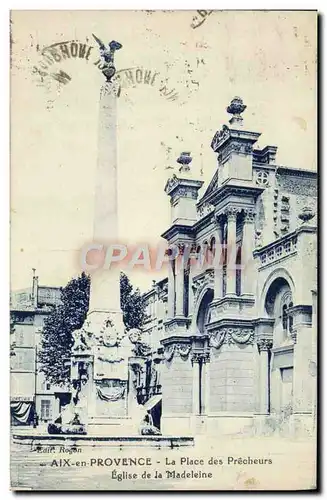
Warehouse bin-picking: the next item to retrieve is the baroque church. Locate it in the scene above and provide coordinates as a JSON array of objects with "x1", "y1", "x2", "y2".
[{"x1": 143, "y1": 97, "x2": 317, "y2": 437}]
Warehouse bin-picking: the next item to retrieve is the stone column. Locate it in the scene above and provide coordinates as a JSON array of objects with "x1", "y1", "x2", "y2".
[
  {"x1": 241, "y1": 209, "x2": 256, "y2": 295},
  {"x1": 213, "y1": 219, "x2": 223, "y2": 299},
  {"x1": 175, "y1": 247, "x2": 185, "y2": 317},
  {"x1": 226, "y1": 208, "x2": 238, "y2": 295},
  {"x1": 167, "y1": 259, "x2": 175, "y2": 319},
  {"x1": 257, "y1": 339, "x2": 272, "y2": 414}
]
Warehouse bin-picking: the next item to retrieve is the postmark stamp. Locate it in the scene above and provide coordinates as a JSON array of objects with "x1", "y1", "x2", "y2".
[
  {"x1": 33, "y1": 37, "x2": 184, "y2": 105},
  {"x1": 190, "y1": 10, "x2": 214, "y2": 29}
]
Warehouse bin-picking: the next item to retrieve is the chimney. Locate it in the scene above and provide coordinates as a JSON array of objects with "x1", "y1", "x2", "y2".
[{"x1": 31, "y1": 268, "x2": 38, "y2": 308}]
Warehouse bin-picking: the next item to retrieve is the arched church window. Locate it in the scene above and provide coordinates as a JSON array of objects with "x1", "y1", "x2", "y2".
[
  {"x1": 195, "y1": 245, "x2": 204, "y2": 271},
  {"x1": 209, "y1": 237, "x2": 216, "y2": 267},
  {"x1": 210, "y1": 236, "x2": 216, "y2": 255},
  {"x1": 282, "y1": 297, "x2": 294, "y2": 339},
  {"x1": 236, "y1": 245, "x2": 242, "y2": 296},
  {"x1": 203, "y1": 240, "x2": 209, "y2": 267}
]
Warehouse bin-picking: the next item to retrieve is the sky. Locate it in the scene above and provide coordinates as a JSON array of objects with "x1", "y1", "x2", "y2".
[{"x1": 10, "y1": 10, "x2": 317, "y2": 292}]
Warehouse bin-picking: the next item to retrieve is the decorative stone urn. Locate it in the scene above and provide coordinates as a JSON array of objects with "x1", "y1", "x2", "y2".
[
  {"x1": 177, "y1": 151, "x2": 192, "y2": 165},
  {"x1": 177, "y1": 152, "x2": 192, "y2": 173},
  {"x1": 226, "y1": 96, "x2": 247, "y2": 125},
  {"x1": 298, "y1": 206, "x2": 315, "y2": 224}
]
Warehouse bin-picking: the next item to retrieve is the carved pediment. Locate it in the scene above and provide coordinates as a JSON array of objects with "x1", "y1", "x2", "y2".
[
  {"x1": 211, "y1": 124, "x2": 230, "y2": 152},
  {"x1": 199, "y1": 170, "x2": 218, "y2": 202}
]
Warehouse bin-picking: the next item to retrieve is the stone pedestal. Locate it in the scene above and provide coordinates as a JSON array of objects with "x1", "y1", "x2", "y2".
[
  {"x1": 210, "y1": 98, "x2": 261, "y2": 186},
  {"x1": 164, "y1": 154, "x2": 203, "y2": 226}
]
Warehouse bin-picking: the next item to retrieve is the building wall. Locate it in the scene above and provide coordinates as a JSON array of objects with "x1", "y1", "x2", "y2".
[
  {"x1": 161, "y1": 356, "x2": 193, "y2": 415},
  {"x1": 143, "y1": 282, "x2": 168, "y2": 351},
  {"x1": 10, "y1": 283, "x2": 64, "y2": 425},
  {"x1": 11, "y1": 371, "x2": 35, "y2": 400},
  {"x1": 10, "y1": 318, "x2": 36, "y2": 402},
  {"x1": 209, "y1": 344, "x2": 256, "y2": 413}
]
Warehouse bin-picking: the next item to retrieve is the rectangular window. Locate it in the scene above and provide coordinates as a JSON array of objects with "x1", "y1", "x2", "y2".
[{"x1": 40, "y1": 399, "x2": 52, "y2": 420}]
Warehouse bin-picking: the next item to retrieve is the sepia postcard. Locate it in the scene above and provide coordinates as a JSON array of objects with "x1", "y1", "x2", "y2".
[{"x1": 10, "y1": 10, "x2": 318, "y2": 491}]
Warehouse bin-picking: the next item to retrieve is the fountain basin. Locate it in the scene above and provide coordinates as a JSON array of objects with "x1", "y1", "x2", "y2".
[{"x1": 12, "y1": 432, "x2": 194, "y2": 448}]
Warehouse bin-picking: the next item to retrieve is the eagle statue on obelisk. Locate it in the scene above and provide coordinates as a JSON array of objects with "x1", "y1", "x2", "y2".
[{"x1": 92, "y1": 34, "x2": 122, "y2": 82}]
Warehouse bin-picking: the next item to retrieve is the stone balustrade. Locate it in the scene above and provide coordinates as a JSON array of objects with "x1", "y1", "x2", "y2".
[{"x1": 254, "y1": 232, "x2": 298, "y2": 268}]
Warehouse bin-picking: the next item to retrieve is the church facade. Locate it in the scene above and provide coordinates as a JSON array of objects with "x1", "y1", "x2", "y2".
[{"x1": 145, "y1": 97, "x2": 317, "y2": 438}]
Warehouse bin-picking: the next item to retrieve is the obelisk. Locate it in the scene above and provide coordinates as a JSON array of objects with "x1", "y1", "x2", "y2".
[
  {"x1": 88, "y1": 38, "x2": 123, "y2": 323},
  {"x1": 87, "y1": 38, "x2": 130, "y2": 390},
  {"x1": 70, "y1": 39, "x2": 133, "y2": 433}
]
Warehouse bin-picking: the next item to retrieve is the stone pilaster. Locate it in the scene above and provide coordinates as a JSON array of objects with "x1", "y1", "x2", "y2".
[
  {"x1": 241, "y1": 208, "x2": 256, "y2": 295},
  {"x1": 257, "y1": 338, "x2": 273, "y2": 414},
  {"x1": 289, "y1": 305, "x2": 313, "y2": 415}
]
